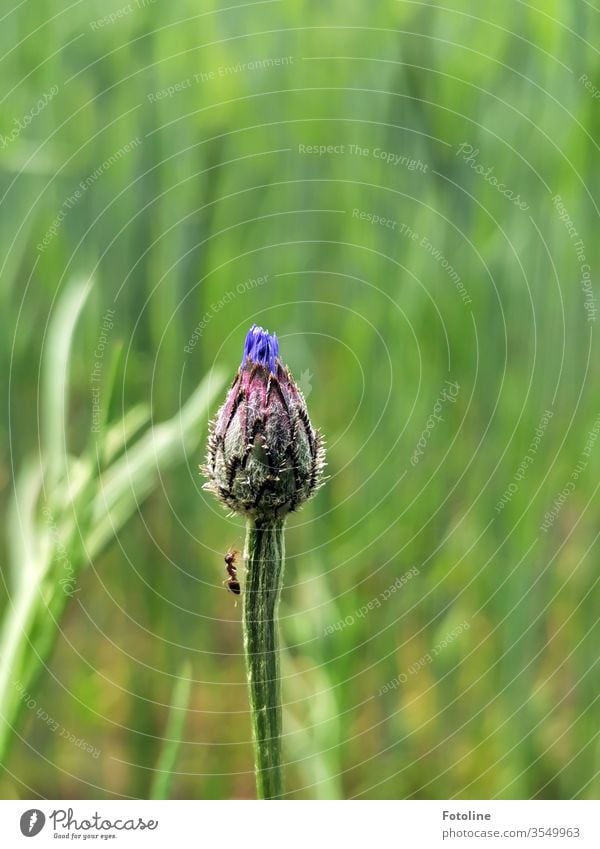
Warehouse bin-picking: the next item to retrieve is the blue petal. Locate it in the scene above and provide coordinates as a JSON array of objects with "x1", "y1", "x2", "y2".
[{"x1": 242, "y1": 324, "x2": 279, "y2": 374}]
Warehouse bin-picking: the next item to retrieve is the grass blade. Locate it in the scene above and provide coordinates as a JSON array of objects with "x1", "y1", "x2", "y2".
[{"x1": 150, "y1": 661, "x2": 192, "y2": 800}]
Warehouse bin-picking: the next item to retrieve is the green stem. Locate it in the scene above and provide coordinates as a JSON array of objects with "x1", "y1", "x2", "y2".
[
  {"x1": 0, "y1": 568, "x2": 72, "y2": 766},
  {"x1": 0, "y1": 576, "x2": 43, "y2": 764},
  {"x1": 242, "y1": 518, "x2": 285, "y2": 799}
]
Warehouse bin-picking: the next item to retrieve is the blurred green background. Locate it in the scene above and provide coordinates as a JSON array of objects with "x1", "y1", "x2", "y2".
[{"x1": 0, "y1": 0, "x2": 599, "y2": 800}]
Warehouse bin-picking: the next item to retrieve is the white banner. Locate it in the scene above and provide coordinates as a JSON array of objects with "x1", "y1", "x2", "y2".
[{"x1": 0, "y1": 799, "x2": 598, "y2": 848}]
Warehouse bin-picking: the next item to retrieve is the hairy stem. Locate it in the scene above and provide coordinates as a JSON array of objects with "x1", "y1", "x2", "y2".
[{"x1": 242, "y1": 518, "x2": 285, "y2": 799}]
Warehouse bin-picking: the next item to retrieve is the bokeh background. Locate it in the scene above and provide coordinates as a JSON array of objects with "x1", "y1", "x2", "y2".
[{"x1": 0, "y1": 0, "x2": 599, "y2": 800}]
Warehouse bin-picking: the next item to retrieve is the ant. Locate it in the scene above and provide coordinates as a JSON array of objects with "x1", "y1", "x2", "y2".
[{"x1": 224, "y1": 548, "x2": 241, "y2": 596}]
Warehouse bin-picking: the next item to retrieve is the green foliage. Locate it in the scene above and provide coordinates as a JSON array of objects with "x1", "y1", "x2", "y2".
[
  {"x1": 0, "y1": 0, "x2": 598, "y2": 800},
  {"x1": 0, "y1": 279, "x2": 223, "y2": 771}
]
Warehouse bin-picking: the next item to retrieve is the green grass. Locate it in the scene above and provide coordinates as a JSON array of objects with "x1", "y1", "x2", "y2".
[{"x1": 0, "y1": 0, "x2": 598, "y2": 800}]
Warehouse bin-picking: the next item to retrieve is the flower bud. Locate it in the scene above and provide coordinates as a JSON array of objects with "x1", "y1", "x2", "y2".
[{"x1": 203, "y1": 325, "x2": 325, "y2": 519}]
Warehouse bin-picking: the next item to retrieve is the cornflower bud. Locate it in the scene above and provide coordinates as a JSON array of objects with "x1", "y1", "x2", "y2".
[{"x1": 203, "y1": 325, "x2": 325, "y2": 519}]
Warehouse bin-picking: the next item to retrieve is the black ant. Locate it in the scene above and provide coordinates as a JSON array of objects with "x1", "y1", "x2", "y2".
[{"x1": 224, "y1": 548, "x2": 241, "y2": 595}]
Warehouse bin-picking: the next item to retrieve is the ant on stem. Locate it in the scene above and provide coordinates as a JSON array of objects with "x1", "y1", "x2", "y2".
[{"x1": 224, "y1": 548, "x2": 240, "y2": 596}]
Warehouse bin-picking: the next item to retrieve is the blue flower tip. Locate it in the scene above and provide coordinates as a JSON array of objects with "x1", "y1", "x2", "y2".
[{"x1": 242, "y1": 324, "x2": 280, "y2": 373}]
